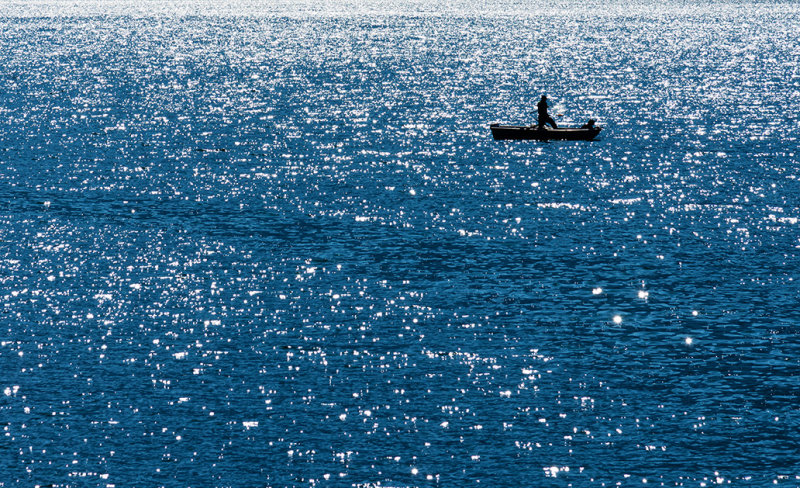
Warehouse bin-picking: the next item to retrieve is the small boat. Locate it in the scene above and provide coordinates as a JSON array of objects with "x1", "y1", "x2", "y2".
[{"x1": 490, "y1": 124, "x2": 601, "y2": 141}]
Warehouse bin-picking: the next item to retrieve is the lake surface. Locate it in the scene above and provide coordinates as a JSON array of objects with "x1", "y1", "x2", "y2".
[{"x1": 2, "y1": 1, "x2": 800, "y2": 486}]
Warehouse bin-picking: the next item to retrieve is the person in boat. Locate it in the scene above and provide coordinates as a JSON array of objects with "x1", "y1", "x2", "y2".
[
  {"x1": 537, "y1": 95, "x2": 558, "y2": 129},
  {"x1": 581, "y1": 119, "x2": 596, "y2": 129}
]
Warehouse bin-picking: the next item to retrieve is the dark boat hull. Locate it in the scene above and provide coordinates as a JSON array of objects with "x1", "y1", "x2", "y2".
[{"x1": 490, "y1": 124, "x2": 601, "y2": 141}]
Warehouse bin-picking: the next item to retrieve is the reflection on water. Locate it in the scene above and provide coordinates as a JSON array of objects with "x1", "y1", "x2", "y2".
[{"x1": 1, "y1": 1, "x2": 800, "y2": 486}]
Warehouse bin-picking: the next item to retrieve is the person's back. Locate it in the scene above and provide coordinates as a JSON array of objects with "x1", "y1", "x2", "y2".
[{"x1": 537, "y1": 97, "x2": 548, "y2": 117}]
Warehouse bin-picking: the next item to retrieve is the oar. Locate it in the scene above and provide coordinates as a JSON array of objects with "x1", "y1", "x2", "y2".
[{"x1": 529, "y1": 111, "x2": 564, "y2": 116}]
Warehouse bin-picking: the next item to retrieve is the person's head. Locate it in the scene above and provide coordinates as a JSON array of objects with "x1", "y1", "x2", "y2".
[
  {"x1": 587, "y1": 118, "x2": 595, "y2": 126},
  {"x1": 541, "y1": 95, "x2": 547, "y2": 101}
]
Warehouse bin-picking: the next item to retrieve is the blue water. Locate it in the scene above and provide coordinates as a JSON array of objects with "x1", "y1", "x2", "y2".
[{"x1": 2, "y1": 1, "x2": 800, "y2": 486}]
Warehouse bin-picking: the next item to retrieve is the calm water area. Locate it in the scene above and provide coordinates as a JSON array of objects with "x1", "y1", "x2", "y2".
[{"x1": 1, "y1": 1, "x2": 800, "y2": 486}]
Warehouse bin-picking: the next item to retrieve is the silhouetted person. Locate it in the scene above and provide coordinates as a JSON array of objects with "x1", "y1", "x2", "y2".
[
  {"x1": 537, "y1": 95, "x2": 558, "y2": 129},
  {"x1": 581, "y1": 119, "x2": 596, "y2": 129}
]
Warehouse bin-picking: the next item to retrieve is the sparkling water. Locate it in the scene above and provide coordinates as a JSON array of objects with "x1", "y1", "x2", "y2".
[{"x1": 2, "y1": 1, "x2": 800, "y2": 486}]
